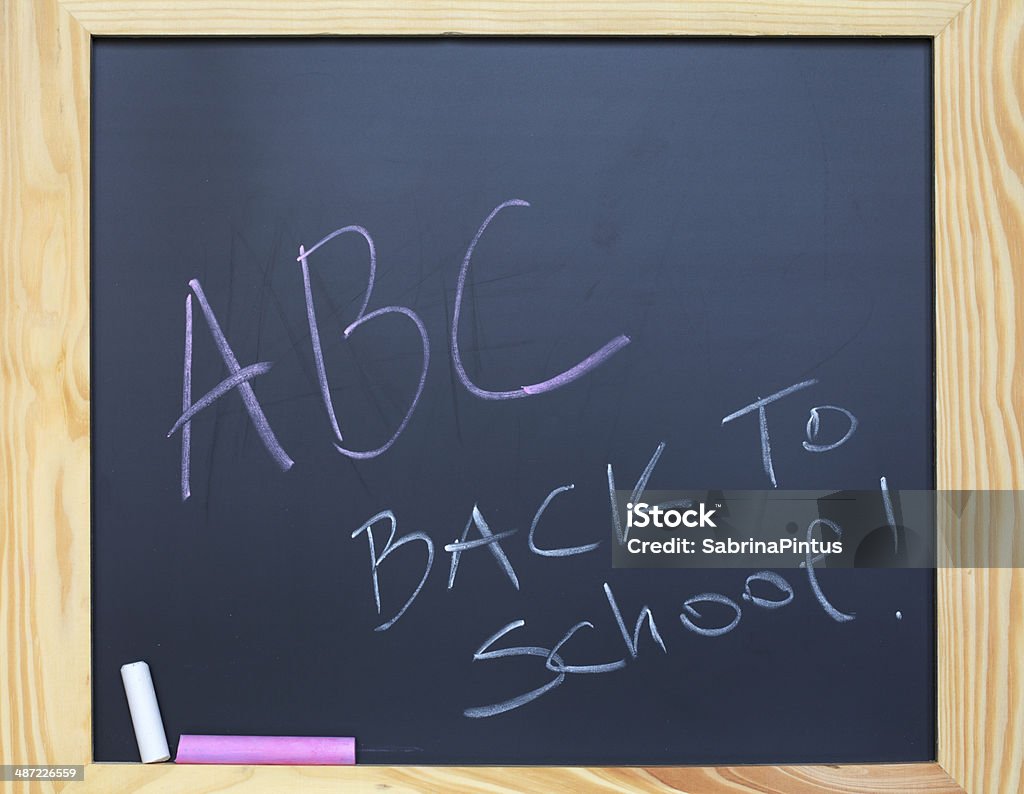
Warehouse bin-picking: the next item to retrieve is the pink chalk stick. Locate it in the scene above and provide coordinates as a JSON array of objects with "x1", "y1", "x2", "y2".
[{"x1": 175, "y1": 735, "x2": 355, "y2": 765}]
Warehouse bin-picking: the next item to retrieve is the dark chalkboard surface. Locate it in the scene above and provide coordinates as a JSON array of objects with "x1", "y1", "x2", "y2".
[{"x1": 92, "y1": 38, "x2": 935, "y2": 764}]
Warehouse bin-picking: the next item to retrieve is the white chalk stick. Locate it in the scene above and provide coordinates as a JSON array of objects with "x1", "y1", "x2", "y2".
[{"x1": 120, "y1": 661, "x2": 171, "y2": 763}]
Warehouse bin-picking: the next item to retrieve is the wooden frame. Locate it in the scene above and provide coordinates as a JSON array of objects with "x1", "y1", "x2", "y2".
[{"x1": 2, "y1": 1, "x2": 1021, "y2": 791}]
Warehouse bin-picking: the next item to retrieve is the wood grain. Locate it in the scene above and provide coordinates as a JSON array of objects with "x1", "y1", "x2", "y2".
[
  {"x1": 0, "y1": 0, "x2": 92, "y2": 783},
  {"x1": 74, "y1": 761, "x2": 963, "y2": 793},
  {"x1": 935, "y1": 0, "x2": 1024, "y2": 792},
  {"x1": 60, "y1": 0, "x2": 971, "y2": 37},
  {"x1": 3, "y1": 0, "x2": 1023, "y2": 791}
]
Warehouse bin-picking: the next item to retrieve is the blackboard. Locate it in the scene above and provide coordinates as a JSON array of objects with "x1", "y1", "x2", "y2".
[{"x1": 92, "y1": 38, "x2": 935, "y2": 765}]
